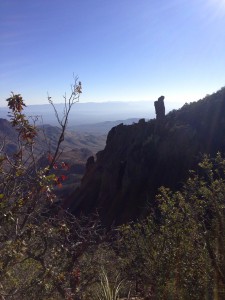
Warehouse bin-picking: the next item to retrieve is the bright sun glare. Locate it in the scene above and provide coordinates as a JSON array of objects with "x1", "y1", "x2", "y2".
[
  {"x1": 210, "y1": 0, "x2": 225, "y2": 9},
  {"x1": 206, "y1": 0, "x2": 225, "y2": 21}
]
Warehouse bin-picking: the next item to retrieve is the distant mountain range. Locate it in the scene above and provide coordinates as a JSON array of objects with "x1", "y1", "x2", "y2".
[
  {"x1": 0, "y1": 119, "x2": 106, "y2": 157},
  {"x1": 70, "y1": 118, "x2": 140, "y2": 134},
  {"x1": 0, "y1": 117, "x2": 107, "y2": 201},
  {"x1": 0, "y1": 101, "x2": 162, "y2": 126}
]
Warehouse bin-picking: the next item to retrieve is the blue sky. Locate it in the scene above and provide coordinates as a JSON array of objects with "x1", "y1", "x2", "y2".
[{"x1": 1, "y1": 0, "x2": 225, "y2": 107}]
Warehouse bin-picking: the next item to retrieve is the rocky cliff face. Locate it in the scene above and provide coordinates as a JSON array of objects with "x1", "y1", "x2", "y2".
[{"x1": 67, "y1": 88, "x2": 225, "y2": 226}]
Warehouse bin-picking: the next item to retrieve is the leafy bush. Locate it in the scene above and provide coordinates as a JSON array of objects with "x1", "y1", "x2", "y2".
[
  {"x1": 0, "y1": 83, "x2": 104, "y2": 299},
  {"x1": 117, "y1": 153, "x2": 225, "y2": 299}
]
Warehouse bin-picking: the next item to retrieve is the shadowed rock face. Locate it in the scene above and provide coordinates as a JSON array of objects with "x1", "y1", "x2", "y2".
[{"x1": 67, "y1": 89, "x2": 225, "y2": 226}]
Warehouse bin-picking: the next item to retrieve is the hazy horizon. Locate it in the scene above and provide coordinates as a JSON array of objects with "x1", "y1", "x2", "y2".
[
  {"x1": 0, "y1": 98, "x2": 182, "y2": 108},
  {"x1": 0, "y1": 99, "x2": 175, "y2": 126}
]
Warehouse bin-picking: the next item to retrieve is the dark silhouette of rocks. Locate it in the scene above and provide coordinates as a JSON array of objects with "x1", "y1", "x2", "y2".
[
  {"x1": 67, "y1": 88, "x2": 225, "y2": 226},
  {"x1": 154, "y1": 96, "x2": 165, "y2": 120},
  {"x1": 85, "y1": 155, "x2": 95, "y2": 172}
]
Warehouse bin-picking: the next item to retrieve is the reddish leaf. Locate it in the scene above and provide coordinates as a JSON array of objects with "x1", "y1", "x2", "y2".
[
  {"x1": 61, "y1": 162, "x2": 69, "y2": 170},
  {"x1": 48, "y1": 154, "x2": 53, "y2": 163},
  {"x1": 53, "y1": 163, "x2": 58, "y2": 170},
  {"x1": 61, "y1": 175, "x2": 67, "y2": 181}
]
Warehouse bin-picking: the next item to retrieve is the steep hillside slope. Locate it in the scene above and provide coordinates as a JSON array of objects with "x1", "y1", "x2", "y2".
[
  {"x1": 0, "y1": 120, "x2": 106, "y2": 159},
  {"x1": 0, "y1": 118, "x2": 19, "y2": 154},
  {"x1": 67, "y1": 87, "x2": 225, "y2": 226},
  {"x1": 0, "y1": 119, "x2": 106, "y2": 200}
]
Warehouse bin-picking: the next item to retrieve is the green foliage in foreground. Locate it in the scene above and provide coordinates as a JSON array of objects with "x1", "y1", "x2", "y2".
[
  {"x1": 1, "y1": 92, "x2": 225, "y2": 299},
  {"x1": 117, "y1": 153, "x2": 225, "y2": 299}
]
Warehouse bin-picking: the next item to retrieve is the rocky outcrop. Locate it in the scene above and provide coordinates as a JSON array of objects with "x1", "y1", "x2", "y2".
[
  {"x1": 154, "y1": 96, "x2": 165, "y2": 120},
  {"x1": 67, "y1": 89, "x2": 225, "y2": 226}
]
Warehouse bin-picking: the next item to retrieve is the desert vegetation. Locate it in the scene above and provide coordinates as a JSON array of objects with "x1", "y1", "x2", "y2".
[{"x1": 1, "y1": 85, "x2": 225, "y2": 299}]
